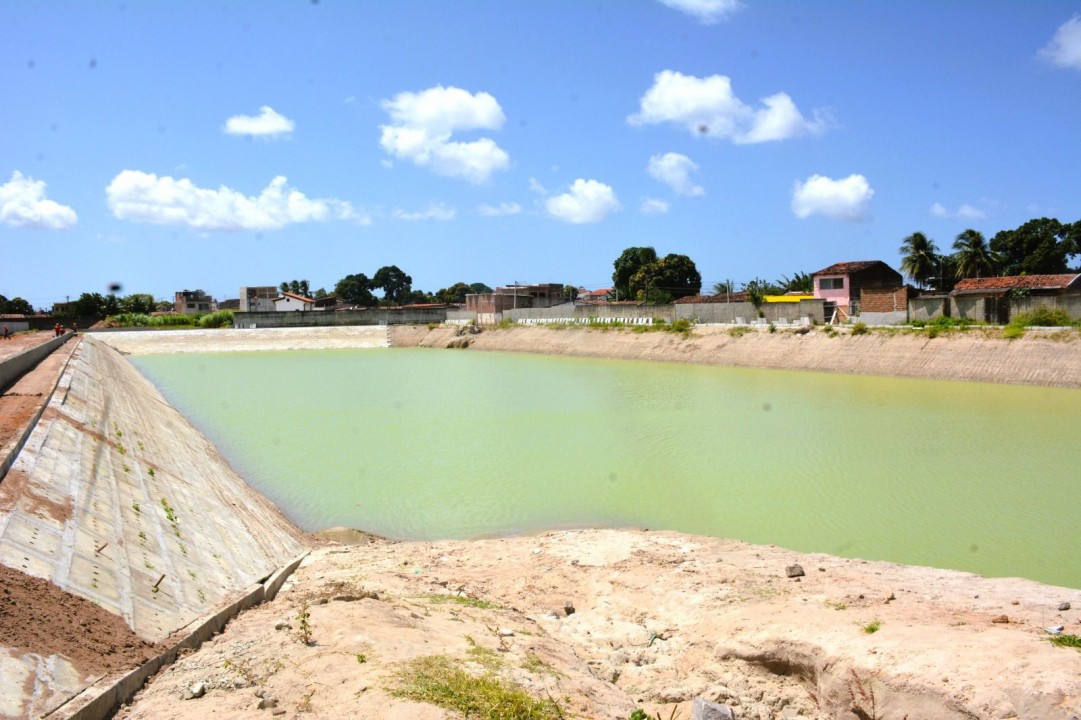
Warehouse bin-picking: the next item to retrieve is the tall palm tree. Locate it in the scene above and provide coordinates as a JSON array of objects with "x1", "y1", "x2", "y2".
[
  {"x1": 952, "y1": 229, "x2": 999, "y2": 279},
  {"x1": 899, "y1": 232, "x2": 939, "y2": 288}
]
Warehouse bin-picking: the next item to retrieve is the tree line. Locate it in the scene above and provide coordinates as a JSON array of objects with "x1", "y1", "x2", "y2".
[
  {"x1": 900, "y1": 217, "x2": 1080, "y2": 291},
  {"x1": 332, "y1": 266, "x2": 492, "y2": 307}
]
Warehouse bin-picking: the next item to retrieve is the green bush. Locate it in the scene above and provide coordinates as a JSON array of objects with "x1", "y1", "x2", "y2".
[
  {"x1": 108, "y1": 312, "x2": 152, "y2": 327},
  {"x1": 1002, "y1": 324, "x2": 1025, "y2": 340},
  {"x1": 1010, "y1": 306, "x2": 1072, "y2": 328},
  {"x1": 198, "y1": 310, "x2": 234, "y2": 328},
  {"x1": 850, "y1": 322, "x2": 869, "y2": 335},
  {"x1": 147, "y1": 314, "x2": 199, "y2": 327}
]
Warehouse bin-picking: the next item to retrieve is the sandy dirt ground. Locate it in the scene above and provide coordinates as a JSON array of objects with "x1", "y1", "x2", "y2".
[
  {"x1": 0, "y1": 333, "x2": 75, "y2": 465},
  {"x1": 115, "y1": 531, "x2": 1081, "y2": 720}
]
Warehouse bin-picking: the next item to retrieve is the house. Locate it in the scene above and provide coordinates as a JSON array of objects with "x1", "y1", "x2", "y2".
[
  {"x1": 811, "y1": 261, "x2": 903, "y2": 322},
  {"x1": 175, "y1": 289, "x2": 216, "y2": 315},
  {"x1": 240, "y1": 286, "x2": 278, "y2": 313},
  {"x1": 493, "y1": 283, "x2": 567, "y2": 308},
  {"x1": 577, "y1": 288, "x2": 613, "y2": 304},
  {"x1": 950, "y1": 274, "x2": 1081, "y2": 323},
  {"x1": 273, "y1": 292, "x2": 314, "y2": 312}
]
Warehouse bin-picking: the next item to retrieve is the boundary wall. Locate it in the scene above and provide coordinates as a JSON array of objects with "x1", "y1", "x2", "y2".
[
  {"x1": 234, "y1": 308, "x2": 446, "y2": 328},
  {"x1": 0, "y1": 331, "x2": 71, "y2": 392}
]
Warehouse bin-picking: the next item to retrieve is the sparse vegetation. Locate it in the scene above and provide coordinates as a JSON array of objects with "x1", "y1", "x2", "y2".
[
  {"x1": 850, "y1": 321, "x2": 869, "y2": 335},
  {"x1": 296, "y1": 600, "x2": 313, "y2": 645},
  {"x1": 1048, "y1": 633, "x2": 1081, "y2": 650},
  {"x1": 861, "y1": 619, "x2": 882, "y2": 634},
  {"x1": 421, "y1": 594, "x2": 501, "y2": 610},
  {"x1": 389, "y1": 655, "x2": 564, "y2": 720},
  {"x1": 727, "y1": 326, "x2": 752, "y2": 338}
]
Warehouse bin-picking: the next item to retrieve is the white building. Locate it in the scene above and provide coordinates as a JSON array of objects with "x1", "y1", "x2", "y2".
[{"x1": 273, "y1": 292, "x2": 314, "y2": 311}]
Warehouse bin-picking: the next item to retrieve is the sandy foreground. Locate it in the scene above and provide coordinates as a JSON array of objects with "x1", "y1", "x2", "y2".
[{"x1": 6, "y1": 325, "x2": 1081, "y2": 719}]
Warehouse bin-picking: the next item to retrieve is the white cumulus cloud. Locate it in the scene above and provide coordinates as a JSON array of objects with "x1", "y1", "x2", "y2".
[
  {"x1": 791, "y1": 174, "x2": 873, "y2": 222},
  {"x1": 106, "y1": 171, "x2": 363, "y2": 231},
  {"x1": 0, "y1": 171, "x2": 77, "y2": 229},
  {"x1": 628, "y1": 70, "x2": 826, "y2": 144},
  {"x1": 647, "y1": 152, "x2": 704, "y2": 196},
  {"x1": 380, "y1": 85, "x2": 509, "y2": 183},
  {"x1": 392, "y1": 203, "x2": 457, "y2": 221},
  {"x1": 546, "y1": 179, "x2": 621, "y2": 224},
  {"x1": 930, "y1": 202, "x2": 986, "y2": 221},
  {"x1": 477, "y1": 202, "x2": 522, "y2": 217},
  {"x1": 658, "y1": 0, "x2": 741, "y2": 24},
  {"x1": 223, "y1": 106, "x2": 295, "y2": 137},
  {"x1": 1040, "y1": 15, "x2": 1081, "y2": 70},
  {"x1": 640, "y1": 198, "x2": 670, "y2": 215}
]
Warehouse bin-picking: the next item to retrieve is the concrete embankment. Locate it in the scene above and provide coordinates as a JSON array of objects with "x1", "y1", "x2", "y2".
[
  {"x1": 395, "y1": 324, "x2": 1081, "y2": 387},
  {"x1": 92, "y1": 325, "x2": 391, "y2": 355},
  {"x1": 0, "y1": 336, "x2": 309, "y2": 718}
]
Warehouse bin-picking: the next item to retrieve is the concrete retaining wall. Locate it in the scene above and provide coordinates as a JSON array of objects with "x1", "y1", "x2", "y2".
[
  {"x1": 506, "y1": 304, "x2": 674, "y2": 322},
  {"x1": 861, "y1": 310, "x2": 909, "y2": 325},
  {"x1": 235, "y1": 307, "x2": 447, "y2": 328},
  {"x1": 0, "y1": 331, "x2": 71, "y2": 392}
]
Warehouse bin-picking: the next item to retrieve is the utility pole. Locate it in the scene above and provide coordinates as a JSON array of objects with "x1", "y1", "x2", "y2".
[{"x1": 512, "y1": 280, "x2": 519, "y2": 310}]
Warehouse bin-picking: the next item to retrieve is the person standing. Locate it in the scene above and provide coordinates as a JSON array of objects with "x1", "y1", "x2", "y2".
[{"x1": 2, "y1": 326, "x2": 9, "y2": 340}]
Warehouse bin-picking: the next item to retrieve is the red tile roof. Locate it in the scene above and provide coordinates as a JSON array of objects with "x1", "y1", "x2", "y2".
[
  {"x1": 673, "y1": 292, "x2": 750, "y2": 304},
  {"x1": 812, "y1": 260, "x2": 894, "y2": 276},
  {"x1": 277, "y1": 292, "x2": 314, "y2": 302},
  {"x1": 951, "y1": 274, "x2": 1081, "y2": 295}
]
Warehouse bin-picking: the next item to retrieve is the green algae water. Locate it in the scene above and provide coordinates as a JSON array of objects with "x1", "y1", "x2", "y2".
[{"x1": 132, "y1": 349, "x2": 1081, "y2": 589}]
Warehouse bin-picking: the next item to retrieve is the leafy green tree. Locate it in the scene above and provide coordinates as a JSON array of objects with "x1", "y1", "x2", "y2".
[
  {"x1": 989, "y1": 218, "x2": 1079, "y2": 276},
  {"x1": 628, "y1": 253, "x2": 701, "y2": 303},
  {"x1": 468, "y1": 282, "x2": 493, "y2": 294},
  {"x1": 401, "y1": 289, "x2": 436, "y2": 305},
  {"x1": 612, "y1": 247, "x2": 659, "y2": 301},
  {"x1": 119, "y1": 293, "x2": 157, "y2": 314},
  {"x1": 281, "y1": 279, "x2": 310, "y2": 296},
  {"x1": 899, "y1": 232, "x2": 940, "y2": 288},
  {"x1": 776, "y1": 272, "x2": 813, "y2": 294},
  {"x1": 73, "y1": 292, "x2": 107, "y2": 316},
  {"x1": 563, "y1": 285, "x2": 579, "y2": 302},
  {"x1": 373, "y1": 265, "x2": 413, "y2": 305},
  {"x1": 435, "y1": 282, "x2": 472, "y2": 304},
  {"x1": 313, "y1": 288, "x2": 327, "y2": 298},
  {"x1": 952, "y1": 229, "x2": 999, "y2": 279},
  {"x1": 3, "y1": 296, "x2": 33, "y2": 315},
  {"x1": 334, "y1": 273, "x2": 376, "y2": 306}
]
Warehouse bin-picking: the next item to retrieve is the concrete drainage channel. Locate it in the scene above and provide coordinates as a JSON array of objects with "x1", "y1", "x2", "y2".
[{"x1": 46, "y1": 552, "x2": 308, "y2": 719}]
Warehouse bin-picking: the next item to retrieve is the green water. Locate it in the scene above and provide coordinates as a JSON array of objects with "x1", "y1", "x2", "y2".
[{"x1": 132, "y1": 349, "x2": 1081, "y2": 589}]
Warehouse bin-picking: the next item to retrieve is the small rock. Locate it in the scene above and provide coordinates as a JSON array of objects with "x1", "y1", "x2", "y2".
[
  {"x1": 1046, "y1": 625, "x2": 1065, "y2": 635},
  {"x1": 785, "y1": 564, "x2": 805, "y2": 578},
  {"x1": 271, "y1": 709, "x2": 286, "y2": 717},
  {"x1": 570, "y1": 559, "x2": 580, "y2": 566},
  {"x1": 564, "y1": 601, "x2": 576, "y2": 616},
  {"x1": 991, "y1": 614, "x2": 1009, "y2": 624},
  {"x1": 692, "y1": 696, "x2": 736, "y2": 720},
  {"x1": 1011, "y1": 600, "x2": 1020, "y2": 606},
  {"x1": 182, "y1": 681, "x2": 206, "y2": 700},
  {"x1": 314, "y1": 597, "x2": 329, "y2": 605},
  {"x1": 274, "y1": 620, "x2": 291, "y2": 631},
  {"x1": 1058, "y1": 601, "x2": 1071, "y2": 611},
  {"x1": 543, "y1": 611, "x2": 559, "y2": 620},
  {"x1": 884, "y1": 591, "x2": 896, "y2": 603},
  {"x1": 258, "y1": 696, "x2": 278, "y2": 710},
  {"x1": 497, "y1": 628, "x2": 515, "y2": 637}
]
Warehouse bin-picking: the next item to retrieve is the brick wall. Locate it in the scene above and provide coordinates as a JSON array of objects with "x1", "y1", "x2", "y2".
[{"x1": 861, "y1": 286, "x2": 909, "y2": 313}]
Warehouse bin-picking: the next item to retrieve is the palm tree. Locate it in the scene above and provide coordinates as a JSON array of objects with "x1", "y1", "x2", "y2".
[
  {"x1": 899, "y1": 232, "x2": 939, "y2": 288},
  {"x1": 952, "y1": 229, "x2": 999, "y2": 279}
]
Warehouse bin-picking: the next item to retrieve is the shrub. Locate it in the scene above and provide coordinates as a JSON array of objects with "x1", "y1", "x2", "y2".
[
  {"x1": 1010, "y1": 306, "x2": 1072, "y2": 328},
  {"x1": 1002, "y1": 324, "x2": 1025, "y2": 340},
  {"x1": 850, "y1": 322, "x2": 870, "y2": 335},
  {"x1": 767, "y1": 322, "x2": 776, "y2": 333},
  {"x1": 198, "y1": 310, "x2": 234, "y2": 328}
]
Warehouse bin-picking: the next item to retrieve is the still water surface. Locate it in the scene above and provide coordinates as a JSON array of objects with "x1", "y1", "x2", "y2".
[{"x1": 133, "y1": 349, "x2": 1081, "y2": 588}]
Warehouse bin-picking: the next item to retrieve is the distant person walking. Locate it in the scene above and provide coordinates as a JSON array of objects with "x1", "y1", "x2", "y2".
[
  {"x1": 2, "y1": 326, "x2": 9, "y2": 340},
  {"x1": 71, "y1": 322, "x2": 78, "y2": 335},
  {"x1": 54, "y1": 323, "x2": 62, "y2": 337}
]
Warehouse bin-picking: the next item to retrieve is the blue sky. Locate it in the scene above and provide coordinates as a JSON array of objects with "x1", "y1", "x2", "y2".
[{"x1": 2, "y1": 1, "x2": 1080, "y2": 309}]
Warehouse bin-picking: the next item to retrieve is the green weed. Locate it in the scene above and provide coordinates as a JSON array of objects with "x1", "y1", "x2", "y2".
[
  {"x1": 1048, "y1": 633, "x2": 1081, "y2": 650},
  {"x1": 861, "y1": 619, "x2": 882, "y2": 634},
  {"x1": 389, "y1": 655, "x2": 564, "y2": 720}
]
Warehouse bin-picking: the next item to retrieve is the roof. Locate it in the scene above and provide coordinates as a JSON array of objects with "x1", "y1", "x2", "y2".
[
  {"x1": 951, "y1": 274, "x2": 1081, "y2": 295},
  {"x1": 276, "y1": 292, "x2": 314, "y2": 303},
  {"x1": 812, "y1": 260, "x2": 896, "y2": 277},
  {"x1": 579, "y1": 288, "x2": 611, "y2": 299}
]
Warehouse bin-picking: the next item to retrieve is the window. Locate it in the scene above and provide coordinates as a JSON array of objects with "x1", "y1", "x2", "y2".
[{"x1": 818, "y1": 277, "x2": 844, "y2": 290}]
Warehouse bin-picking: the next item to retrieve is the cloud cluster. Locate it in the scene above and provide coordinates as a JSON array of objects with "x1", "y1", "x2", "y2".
[
  {"x1": 791, "y1": 174, "x2": 873, "y2": 222},
  {"x1": 392, "y1": 203, "x2": 457, "y2": 221},
  {"x1": 477, "y1": 202, "x2": 522, "y2": 217},
  {"x1": 930, "y1": 202, "x2": 985, "y2": 221},
  {"x1": 647, "y1": 152, "x2": 704, "y2": 196},
  {"x1": 546, "y1": 179, "x2": 621, "y2": 223},
  {"x1": 1041, "y1": 15, "x2": 1081, "y2": 70},
  {"x1": 106, "y1": 171, "x2": 363, "y2": 230},
  {"x1": 380, "y1": 85, "x2": 510, "y2": 183},
  {"x1": 640, "y1": 197, "x2": 670, "y2": 215},
  {"x1": 629, "y1": 70, "x2": 826, "y2": 144},
  {"x1": 0, "y1": 171, "x2": 77, "y2": 229},
  {"x1": 658, "y1": 0, "x2": 741, "y2": 24},
  {"x1": 223, "y1": 106, "x2": 295, "y2": 137}
]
